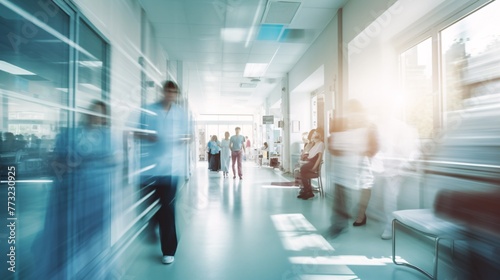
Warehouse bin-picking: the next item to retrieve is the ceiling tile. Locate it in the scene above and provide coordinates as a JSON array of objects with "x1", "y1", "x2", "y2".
[
  {"x1": 289, "y1": 8, "x2": 337, "y2": 29},
  {"x1": 300, "y1": 0, "x2": 346, "y2": 9},
  {"x1": 222, "y1": 63, "x2": 246, "y2": 72},
  {"x1": 222, "y1": 53, "x2": 249, "y2": 63},
  {"x1": 185, "y1": 2, "x2": 225, "y2": 25},
  {"x1": 221, "y1": 91, "x2": 253, "y2": 98},
  {"x1": 142, "y1": 0, "x2": 187, "y2": 24},
  {"x1": 197, "y1": 64, "x2": 222, "y2": 71},
  {"x1": 272, "y1": 53, "x2": 296, "y2": 64},
  {"x1": 266, "y1": 62, "x2": 294, "y2": 73},
  {"x1": 250, "y1": 41, "x2": 280, "y2": 55},
  {"x1": 222, "y1": 71, "x2": 244, "y2": 78},
  {"x1": 220, "y1": 81, "x2": 241, "y2": 88},
  {"x1": 189, "y1": 24, "x2": 221, "y2": 38},
  {"x1": 191, "y1": 40, "x2": 223, "y2": 53},
  {"x1": 222, "y1": 76, "x2": 244, "y2": 83},
  {"x1": 154, "y1": 23, "x2": 191, "y2": 38},
  {"x1": 197, "y1": 52, "x2": 222, "y2": 64},
  {"x1": 225, "y1": 3, "x2": 258, "y2": 27},
  {"x1": 278, "y1": 43, "x2": 309, "y2": 55},
  {"x1": 175, "y1": 51, "x2": 200, "y2": 62},
  {"x1": 139, "y1": 0, "x2": 345, "y2": 114},
  {"x1": 222, "y1": 42, "x2": 252, "y2": 54},
  {"x1": 247, "y1": 53, "x2": 274, "y2": 63},
  {"x1": 279, "y1": 28, "x2": 317, "y2": 44}
]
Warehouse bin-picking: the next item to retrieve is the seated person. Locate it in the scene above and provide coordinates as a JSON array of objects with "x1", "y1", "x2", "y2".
[
  {"x1": 297, "y1": 128, "x2": 324, "y2": 199},
  {"x1": 294, "y1": 129, "x2": 316, "y2": 186},
  {"x1": 259, "y1": 142, "x2": 269, "y2": 165}
]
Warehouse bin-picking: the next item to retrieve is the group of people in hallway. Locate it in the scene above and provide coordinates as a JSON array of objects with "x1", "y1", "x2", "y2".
[
  {"x1": 294, "y1": 99, "x2": 419, "y2": 241},
  {"x1": 206, "y1": 127, "x2": 247, "y2": 179}
]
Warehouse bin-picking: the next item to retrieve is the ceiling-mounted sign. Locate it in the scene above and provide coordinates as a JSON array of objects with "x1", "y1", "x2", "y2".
[{"x1": 263, "y1": 115, "x2": 274, "y2": 124}]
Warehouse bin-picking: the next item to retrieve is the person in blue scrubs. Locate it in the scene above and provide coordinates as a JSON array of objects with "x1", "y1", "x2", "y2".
[{"x1": 136, "y1": 80, "x2": 193, "y2": 264}]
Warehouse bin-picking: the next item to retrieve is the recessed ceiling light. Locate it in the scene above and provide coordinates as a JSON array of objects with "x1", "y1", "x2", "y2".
[
  {"x1": 221, "y1": 28, "x2": 247, "y2": 42},
  {"x1": 243, "y1": 63, "x2": 268, "y2": 77}
]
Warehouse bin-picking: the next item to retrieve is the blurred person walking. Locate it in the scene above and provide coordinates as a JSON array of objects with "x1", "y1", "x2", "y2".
[
  {"x1": 207, "y1": 135, "x2": 221, "y2": 172},
  {"x1": 373, "y1": 111, "x2": 419, "y2": 239},
  {"x1": 230, "y1": 127, "x2": 246, "y2": 179},
  {"x1": 245, "y1": 136, "x2": 251, "y2": 160},
  {"x1": 220, "y1": 132, "x2": 231, "y2": 177},
  {"x1": 326, "y1": 99, "x2": 379, "y2": 238},
  {"x1": 135, "y1": 80, "x2": 193, "y2": 264},
  {"x1": 34, "y1": 100, "x2": 114, "y2": 279}
]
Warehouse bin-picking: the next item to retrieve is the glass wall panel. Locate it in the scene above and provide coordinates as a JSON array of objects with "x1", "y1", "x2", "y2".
[
  {"x1": 0, "y1": 1, "x2": 110, "y2": 279},
  {"x1": 76, "y1": 20, "x2": 107, "y2": 111},
  {"x1": 0, "y1": 1, "x2": 70, "y2": 175},
  {"x1": 0, "y1": 1, "x2": 71, "y2": 279},
  {"x1": 400, "y1": 38, "x2": 434, "y2": 138}
]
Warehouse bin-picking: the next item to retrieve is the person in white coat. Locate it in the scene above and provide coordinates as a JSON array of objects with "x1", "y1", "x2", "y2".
[
  {"x1": 220, "y1": 132, "x2": 231, "y2": 177},
  {"x1": 373, "y1": 115, "x2": 419, "y2": 239}
]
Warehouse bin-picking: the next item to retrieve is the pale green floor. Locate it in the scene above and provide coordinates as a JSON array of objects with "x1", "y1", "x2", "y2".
[{"x1": 121, "y1": 161, "x2": 439, "y2": 280}]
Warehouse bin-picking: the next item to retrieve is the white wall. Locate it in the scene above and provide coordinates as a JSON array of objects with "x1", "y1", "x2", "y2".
[
  {"x1": 342, "y1": 0, "x2": 398, "y2": 44},
  {"x1": 287, "y1": 13, "x2": 339, "y2": 188},
  {"x1": 266, "y1": 83, "x2": 283, "y2": 114},
  {"x1": 289, "y1": 89, "x2": 310, "y2": 149}
]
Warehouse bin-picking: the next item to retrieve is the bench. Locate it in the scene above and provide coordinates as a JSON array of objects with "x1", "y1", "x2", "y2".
[{"x1": 391, "y1": 209, "x2": 464, "y2": 279}]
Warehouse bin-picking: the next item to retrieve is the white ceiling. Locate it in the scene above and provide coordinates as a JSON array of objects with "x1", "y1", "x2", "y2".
[{"x1": 139, "y1": 0, "x2": 346, "y2": 115}]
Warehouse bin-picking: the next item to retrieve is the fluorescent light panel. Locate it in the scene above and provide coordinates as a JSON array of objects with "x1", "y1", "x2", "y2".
[
  {"x1": 243, "y1": 63, "x2": 268, "y2": 77},
  {"x1": 220, "y1": 28, "x2": 247, "y2": 42},
  {"x1": 0, "y1": 60, "x2": 36, "y2": 75}
]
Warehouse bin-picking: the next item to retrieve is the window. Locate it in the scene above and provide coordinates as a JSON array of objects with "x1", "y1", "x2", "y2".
[
  {"x1": 441, "y1": 0, "x2": 500, "y2": 113},
  {"x1": 0, "y1": 0, "x2": 71, "y2": 175},
  {"x1": 0, "y1": 1, "x2": 109, "y2": 176},
  {"x1": 400, "y1": 38, "x2": 434, "y2": 138},
  {"x1": 76, "y1": 20, "x2": 108, "y2": 111},
  {"x1": 0, "y1": 2, "x2": 109, "y2": 277}
]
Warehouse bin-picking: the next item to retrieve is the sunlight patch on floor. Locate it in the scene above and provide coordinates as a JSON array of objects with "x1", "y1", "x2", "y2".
[{"x1": 289, "y1": 255, "x2": 393, "y2": 266}]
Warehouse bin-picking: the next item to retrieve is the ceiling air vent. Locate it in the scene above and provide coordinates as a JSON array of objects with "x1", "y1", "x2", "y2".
[{"x1": 262, "y1": 1, "x2": 301, "y2": 25}]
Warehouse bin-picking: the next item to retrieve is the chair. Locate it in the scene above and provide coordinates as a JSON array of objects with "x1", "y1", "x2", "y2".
[
  {"x1": 391, "y1": 209, "x2": 463, "y2": 279},
  {"x1": 310, "y1": 160, "x2": 324, "y2": 197},
  {"x1": 260, "y1": 151, "x2": 269, "y2": 166}
]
